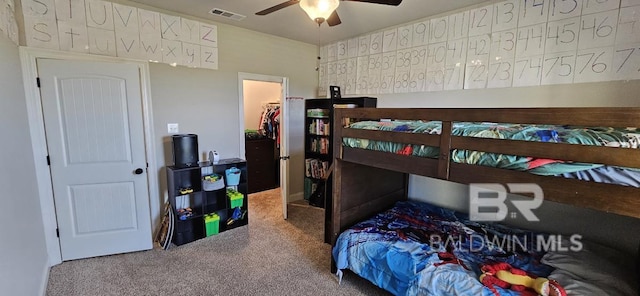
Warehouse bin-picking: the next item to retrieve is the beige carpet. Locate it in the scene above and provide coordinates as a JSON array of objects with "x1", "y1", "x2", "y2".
[{"x1": 46, "y1": 188, "x2": 389, "y2": 295}]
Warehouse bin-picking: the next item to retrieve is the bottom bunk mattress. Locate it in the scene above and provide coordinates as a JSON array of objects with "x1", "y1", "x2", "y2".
[{"x1": 332, "y1": 201, "x2": 638, "y2": 296}]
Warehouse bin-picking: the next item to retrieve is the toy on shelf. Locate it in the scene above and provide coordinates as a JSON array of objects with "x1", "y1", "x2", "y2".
[
  {"x1": 226, "y1": 207, "x2": 246, "y2": 226},
  {"x1": 179, "y1": 187, "x2": 193, "y2": 194},
  {"x1": 202, "y1": 173, "x2": 224, "y2": 191},
  {"x1": 177, "y1": 207, "x2": 194, "y2": 220}
]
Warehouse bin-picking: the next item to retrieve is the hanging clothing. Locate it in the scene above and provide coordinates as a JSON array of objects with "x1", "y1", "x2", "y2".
[
  {"x1": 273, "y1": 108, "x2": 281, "y2": 147},
  {"x1": 258, "y1": 104, "x2": 280, "y2": 147}
]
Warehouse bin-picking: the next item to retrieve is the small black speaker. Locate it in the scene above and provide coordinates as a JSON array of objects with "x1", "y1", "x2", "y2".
[{"x1": 172, "y1": 134, "x2": 198, "y2": 168}]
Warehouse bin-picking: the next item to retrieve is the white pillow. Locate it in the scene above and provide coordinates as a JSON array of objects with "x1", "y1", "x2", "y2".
[{"x1": 541, "y1": 239, "x2": 638, "y2": 296}]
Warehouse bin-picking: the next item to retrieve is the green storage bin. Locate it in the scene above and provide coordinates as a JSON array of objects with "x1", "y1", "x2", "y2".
[
  {"x1": 204, "y1": 214, "x2": 220, "y2": 236},
  {"x1": 227, "y1": 189, "x2": 244, "y2": 208},
  {"x1": 230, "y1": 195, "x2": 243, "y2": 208}
]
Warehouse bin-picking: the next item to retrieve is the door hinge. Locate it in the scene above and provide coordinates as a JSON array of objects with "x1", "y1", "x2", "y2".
[
  {"x1": 279, "y1": 156, "x2": 290, "y2": 160},
  {"x1": 56, "y1": 228, "x2": 59, "y2": 237},
  {"x1": 46, "y1": 155, "x2": 50, "y2": 165},
  {"x1": 36, "y1": 77, "x2": 41, "y2": 88}
]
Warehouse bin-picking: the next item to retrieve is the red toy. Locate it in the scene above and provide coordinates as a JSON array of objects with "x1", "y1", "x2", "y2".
[{"x1": 480, "y1": 262, "x2": 567, "y2": 296}]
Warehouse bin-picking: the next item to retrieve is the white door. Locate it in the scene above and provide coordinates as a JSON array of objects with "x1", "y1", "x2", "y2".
[
  {"x1": 38, "y1": 59, "x2": 152, "y2": 261},
  {"x1": 280, "y1": 96, "x2": 291, "y2": 219}
]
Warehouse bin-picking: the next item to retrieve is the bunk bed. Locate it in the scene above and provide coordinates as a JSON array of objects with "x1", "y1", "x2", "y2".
[{"x1": 329, "y1": 107, "x2": 640, "y2": 295}]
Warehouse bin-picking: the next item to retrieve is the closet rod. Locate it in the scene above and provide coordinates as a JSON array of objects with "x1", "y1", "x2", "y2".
[{"x1": 262, "y1": 101, "x2": 280, "y2": 107}]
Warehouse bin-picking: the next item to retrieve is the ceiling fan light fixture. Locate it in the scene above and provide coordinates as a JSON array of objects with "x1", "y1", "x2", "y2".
[{"x1": 299, "y1": 0, "x2": 340, "y2": 23}]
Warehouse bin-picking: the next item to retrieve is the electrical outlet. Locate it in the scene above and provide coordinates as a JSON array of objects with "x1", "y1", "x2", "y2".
[{"x1": 167, "y1": 123, "x2": 179, "y2": 133}]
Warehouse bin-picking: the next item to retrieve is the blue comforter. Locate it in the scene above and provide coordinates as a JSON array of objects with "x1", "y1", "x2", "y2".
[{"x1": 332, "y1": 201, "x2": 554, "y2": 295}]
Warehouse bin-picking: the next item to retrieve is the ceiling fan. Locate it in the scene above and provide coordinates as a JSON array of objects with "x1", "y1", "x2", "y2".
[{"x1": 256, "y1": 0, "x2": 403, "y2": 26}]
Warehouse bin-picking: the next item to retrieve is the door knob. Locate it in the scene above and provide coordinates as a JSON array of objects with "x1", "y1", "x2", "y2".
[{"x1": 134, "y1": 168, "x2": 144, "y2": 175}]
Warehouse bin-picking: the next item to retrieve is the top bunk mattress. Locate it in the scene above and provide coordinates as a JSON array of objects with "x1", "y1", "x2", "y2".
[{"x1": 342, "y1": 120, "x2": 640, "y2": 187}]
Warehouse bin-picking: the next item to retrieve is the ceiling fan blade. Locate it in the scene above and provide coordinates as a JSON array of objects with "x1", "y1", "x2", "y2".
[
  {"x1": 256, "y1": 0, "x2": 300, "y2": 15},
  {"x1": 327, "y1": 11, "x2": 342, "y2": 26},
  {"x1": 342, "y1": 0, "x2": 402, "y2": 5}
]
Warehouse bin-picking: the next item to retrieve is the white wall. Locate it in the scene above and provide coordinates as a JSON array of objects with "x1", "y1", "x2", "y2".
[
  {"x1": 0, "y1": 35, "x2": 49, "y2": 295},
  {"x1": 149, "y1": 15, "x2": 316, "y2": 227},
  {"x1": 11, "y1": 0, "x2": 316, "y2": 247},
  {"x1": 243, "y1": 80, "x2": 281, "y2": 131}
]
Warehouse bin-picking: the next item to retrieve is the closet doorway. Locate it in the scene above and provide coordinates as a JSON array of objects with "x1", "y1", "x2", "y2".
[{"x1": 238, "y1": 73, "x2": 291, "y2": 219}]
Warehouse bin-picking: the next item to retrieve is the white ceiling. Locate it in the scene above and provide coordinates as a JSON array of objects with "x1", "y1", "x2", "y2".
[{"x1": 129, "y1": 0, "x2": 490, "y2": 45}]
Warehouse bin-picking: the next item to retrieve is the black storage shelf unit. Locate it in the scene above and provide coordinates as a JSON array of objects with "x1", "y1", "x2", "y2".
[
  {"x1": 304, "y1": 96, "x2": 377, "y2": 202},
  {"x1": 304, "y1": 97, "x2": 377, "y2": 243},
  {"x1": 167, "y1": 158, "x2": 248, "y2": 246}
]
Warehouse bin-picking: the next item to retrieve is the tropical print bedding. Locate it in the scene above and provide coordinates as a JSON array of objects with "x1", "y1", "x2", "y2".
[
  {"x1": 333, "y1": 201, "x2": 555, "y2": 296},
  {"x1": 342, "y1": 120, "x2": 640, "y2": 177}
]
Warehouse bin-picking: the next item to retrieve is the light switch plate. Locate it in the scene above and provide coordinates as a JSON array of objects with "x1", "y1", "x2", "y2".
[{"x1": 167, "y1": 123, "x2": 179, "y2": 133}]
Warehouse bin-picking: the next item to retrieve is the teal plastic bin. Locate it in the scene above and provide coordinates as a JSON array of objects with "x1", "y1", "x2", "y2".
[{"x1": 225, "y1": 167, "x2": 241, "y2": 186}]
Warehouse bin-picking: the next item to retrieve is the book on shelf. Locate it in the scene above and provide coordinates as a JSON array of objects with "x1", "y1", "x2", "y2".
[
  {"x1": 333, "y1": 104, "x2": 357, "y2": 108},
  {"x1": 310, "y1": 138, "x2": 329, "y2": 154},
  {"x1": 304, "y1": 178, "x2": 319, "y2": 200},
  {"x1": 309, "y1": 119, "x2": 330, "y2": 136},
  {"x1": 307, "y1": 108, "x2": 329, "y2": 117},
  {"x1": 305, "y1": 158, "x2": 329, "y2": 179}
]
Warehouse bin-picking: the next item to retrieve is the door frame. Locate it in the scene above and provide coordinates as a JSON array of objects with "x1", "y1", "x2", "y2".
[
  {"x1": 237, "y1": 72, "x2": 289, "y2": 218},
  {"x1": 20, "y1": 47, "x2": 158, "y2": 266},
  {"x1": 237, "y1": 72, "x2": 288, "y2": 158}
]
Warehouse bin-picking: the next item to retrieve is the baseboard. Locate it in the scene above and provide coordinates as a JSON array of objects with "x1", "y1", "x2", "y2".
[
  {"x1": 39, "y1": 258, "x2": 50, "y2": 296},
  {"x1": 289, "y1": 191, "x2": 304, "y2": 202}
]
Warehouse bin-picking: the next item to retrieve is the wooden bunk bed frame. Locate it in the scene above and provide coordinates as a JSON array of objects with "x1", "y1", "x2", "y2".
[{"x1": 329, "y1": 107, "x2": 640, "y2": 255}]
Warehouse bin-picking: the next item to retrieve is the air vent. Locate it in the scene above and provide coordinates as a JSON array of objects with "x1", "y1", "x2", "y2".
[{"x1": 209, "y1": 8, "x2": 246, "y2": 21}]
